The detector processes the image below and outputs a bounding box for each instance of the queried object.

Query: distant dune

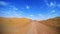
[38,17,60,34]
[0,17,32,34]
[0,17,60,34]
[38,17,60,27]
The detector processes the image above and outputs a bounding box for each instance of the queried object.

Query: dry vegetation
[0,17,60,34]
[38,17,60,34]
[0,17,32,34]
[38,17,60,27]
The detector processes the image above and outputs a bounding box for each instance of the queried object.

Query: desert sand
[0,17,60,34]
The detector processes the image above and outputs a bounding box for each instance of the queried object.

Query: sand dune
[0,17,60,34]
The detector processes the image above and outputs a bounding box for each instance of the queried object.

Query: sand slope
[0,17,60,34]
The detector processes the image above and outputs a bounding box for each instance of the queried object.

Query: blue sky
[0,0,60,20]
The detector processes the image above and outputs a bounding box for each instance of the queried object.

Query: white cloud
[13,7,18,10]
[38,14,50,20]
[38,14,45,18]
[9,6,19,11]
[0,5,24,17]
[44,0,49,6]
[0,1,8,6]
[50,2,55,7]
[46,2,55,7]
[0,1,25,18]
[44,0,54,7]
[26,5,30,9]
[21,5,30,9]
[47,10,56,16]
[38,14,42,16]
[30,15,34,16]
[47,10,59,19]
[51,10,56,13]
[44,0,60,7]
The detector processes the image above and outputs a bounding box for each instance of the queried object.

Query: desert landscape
[0,0,60,34]
[0,17,60,34]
